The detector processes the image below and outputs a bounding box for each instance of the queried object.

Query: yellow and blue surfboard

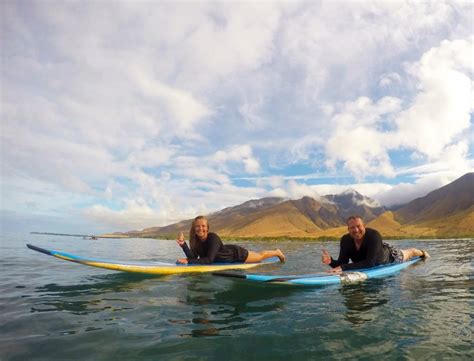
[27,244,279,275]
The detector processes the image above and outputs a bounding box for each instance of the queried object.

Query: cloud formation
[1,1,472,232]
[324,37,473,180]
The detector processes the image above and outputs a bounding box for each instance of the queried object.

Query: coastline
[95,234,474,241]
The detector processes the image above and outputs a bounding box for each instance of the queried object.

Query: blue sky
[1,1,473,234]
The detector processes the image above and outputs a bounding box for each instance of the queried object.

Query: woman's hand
[321,249,332,265]
[176,258,188,264]
[176,232,185,247]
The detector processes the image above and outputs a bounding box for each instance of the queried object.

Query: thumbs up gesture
[321,249,331,264]
[176,232,185,247]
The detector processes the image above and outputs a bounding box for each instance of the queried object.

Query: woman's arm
[176,232,195,258]
[187,233,222,264]
[181,242,194,258]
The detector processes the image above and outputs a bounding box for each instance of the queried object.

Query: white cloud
[259,180,391,206]
[131,68,212,133]
[395,38,472,159]
[379,72,402,87]
[238,97,267,131]
[1,125,122,194]
[83,178,265,231]
[84,201,162,232]
[284,180,323,201]
[278,1,459,101]
[374,173,454,207]
[324,38,472,180]
[324,96,402,179]
[170,2,283,90]
[126,146,177,169]
[212,144,261,174]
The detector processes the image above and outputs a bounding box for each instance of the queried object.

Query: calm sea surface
[1,234,472,360]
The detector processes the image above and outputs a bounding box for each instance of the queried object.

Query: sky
[1,0,473,234]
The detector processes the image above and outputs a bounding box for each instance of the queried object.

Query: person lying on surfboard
[176,215,286,264]
[322,215,429,274]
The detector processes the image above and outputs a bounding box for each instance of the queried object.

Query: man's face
[347,218,366,241]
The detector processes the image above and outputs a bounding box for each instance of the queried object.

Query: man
[322,215,429,273]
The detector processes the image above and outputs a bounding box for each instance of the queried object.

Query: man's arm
[329,237,351,268]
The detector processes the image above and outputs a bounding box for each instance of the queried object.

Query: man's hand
[327,266,342,274]
[321,249,332,265]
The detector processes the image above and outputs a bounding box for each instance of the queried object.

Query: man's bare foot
[421,249,430,258]
[276,249,286,262]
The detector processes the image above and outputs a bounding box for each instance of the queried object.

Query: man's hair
[346,215,364,225]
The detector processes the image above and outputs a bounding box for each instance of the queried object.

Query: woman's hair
[189,215,208,255]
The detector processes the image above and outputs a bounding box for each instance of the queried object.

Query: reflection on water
[169,276,300,338]
[340,280,387,326]
[28,273,164,314]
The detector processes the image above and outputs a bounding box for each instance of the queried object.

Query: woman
[176,215,286,264]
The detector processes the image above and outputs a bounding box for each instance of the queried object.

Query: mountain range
[111,172,474,239]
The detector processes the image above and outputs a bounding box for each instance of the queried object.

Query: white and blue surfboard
[214,256,424,286]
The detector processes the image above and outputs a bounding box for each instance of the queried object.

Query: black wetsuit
[329,228,391,271]
[181,232,249,264]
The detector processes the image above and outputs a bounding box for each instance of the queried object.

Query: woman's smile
[194,218,209,240]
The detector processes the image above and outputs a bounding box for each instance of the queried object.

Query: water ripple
[1,236,472,360]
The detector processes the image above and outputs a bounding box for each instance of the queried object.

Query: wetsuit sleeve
[187,233,222,264]
[340,230,383,271]
[181,242,194,258]
[329,236,351,268]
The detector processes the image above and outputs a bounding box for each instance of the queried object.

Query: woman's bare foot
[276,249,286,262]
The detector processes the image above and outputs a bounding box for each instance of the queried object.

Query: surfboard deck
[26,244,280,275]
[214,256,424,286]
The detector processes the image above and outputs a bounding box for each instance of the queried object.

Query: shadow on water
[29,272,170,314]
[34,272,164,296]
[169,274,322,338]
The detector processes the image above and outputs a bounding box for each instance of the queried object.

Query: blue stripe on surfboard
[354,256,421,277]
[242,256,423,285]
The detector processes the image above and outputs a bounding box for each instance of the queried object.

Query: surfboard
[26,244,280,275]
[214,256,423,286]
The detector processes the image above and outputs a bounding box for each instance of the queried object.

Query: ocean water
[0,234,472,360]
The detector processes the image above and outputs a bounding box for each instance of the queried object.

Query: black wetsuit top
[181,232,248,264]
[329,228,391,271]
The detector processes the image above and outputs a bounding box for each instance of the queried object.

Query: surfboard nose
[26,244,53,256]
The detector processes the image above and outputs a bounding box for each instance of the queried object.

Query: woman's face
[194,218,209,241]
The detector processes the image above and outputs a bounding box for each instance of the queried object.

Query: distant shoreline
[88,235,474,241]
[30,232,129,239]
[31,231,474,241]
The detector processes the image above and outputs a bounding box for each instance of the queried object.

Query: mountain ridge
[108,172,474,239]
